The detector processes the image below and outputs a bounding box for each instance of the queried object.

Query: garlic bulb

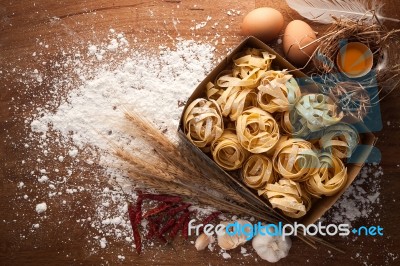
[217,220,252,250]
[252,229,292,263]
[195,233,214,251]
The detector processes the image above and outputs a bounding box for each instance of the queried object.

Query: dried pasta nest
[319,122,359,159]
[275,110,310,138]
[211,130,249,171]
[206,48,276,120]
[305,153,348,197]
[232,48,276,84]
[257,72,301,113]
[183,98,224,151]
[259,179,309,218]
[272,138,319,182]
[295,94,343,132]
[236,107,280,153]
[207,82,258,121]
[242,154,276,189]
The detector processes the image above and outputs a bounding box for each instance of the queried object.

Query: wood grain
[0,0,399,265]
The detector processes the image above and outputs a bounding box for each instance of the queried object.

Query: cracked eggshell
[283,20,318,66]
[241,7,284,42]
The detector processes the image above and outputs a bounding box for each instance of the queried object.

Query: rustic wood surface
[0,0,399,265]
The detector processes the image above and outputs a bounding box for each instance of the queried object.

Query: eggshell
[241,7,284,42]
[283,20,318,66]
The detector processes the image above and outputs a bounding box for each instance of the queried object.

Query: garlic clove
[236,219,253,244]
[217,220,252,250]
[217,231,238,250]
[195,233,213,251]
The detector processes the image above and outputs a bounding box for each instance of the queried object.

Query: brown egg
[283,20,318,66]
[241,7,284,42]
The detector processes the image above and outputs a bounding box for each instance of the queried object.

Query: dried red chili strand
[135,192,143,225]
[147,217,167,243]
[142,203,171,219]
[159,218,176,236]
[166,203,191,217]
[128,202,142,254]
[169,210,190,239]
[182,210,196,239]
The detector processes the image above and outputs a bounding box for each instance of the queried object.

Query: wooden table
[1,0,399,265]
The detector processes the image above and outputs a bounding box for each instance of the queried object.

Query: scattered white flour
[21,31,217,257]
[38,175,49,183]
[222,252,231,259]
[35,202,47,214]
[100,237,107,249]
[322,164,383,228]
[30,39,214,152]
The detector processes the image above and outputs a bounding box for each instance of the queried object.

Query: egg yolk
[338,45,372,76]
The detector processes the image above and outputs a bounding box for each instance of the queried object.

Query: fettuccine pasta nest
[207,82,258,121]
[257,72,301,113]
[211,130,249,171]
[272,138,319,182]
[319,123,359,159]
[305,153,348,197]
[236,107,280,153]
[295,94,343,132]
[275,110,310,137]
[206,48,276,120]
[242,154,276,189]
[259,179,308,218]
[183,98,223,150]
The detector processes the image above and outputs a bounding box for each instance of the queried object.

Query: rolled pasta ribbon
[211,130,249,171]
[257,73,301,113]
[207,82,258,121]
[206,49,276,120]
[233,48,276,81]
[216,49,275,90]
[259,179,307,218]
[272,138,319,182]
[319,122,359,159]
[236,107,280,153]
[300,187,313,213]
[295,94,343,132]
[183,98,223,151]
[242,154,276,189]
[305,152,348,197]
[275,110,310,137]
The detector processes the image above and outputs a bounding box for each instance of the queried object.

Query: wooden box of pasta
[178,36,376,225]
